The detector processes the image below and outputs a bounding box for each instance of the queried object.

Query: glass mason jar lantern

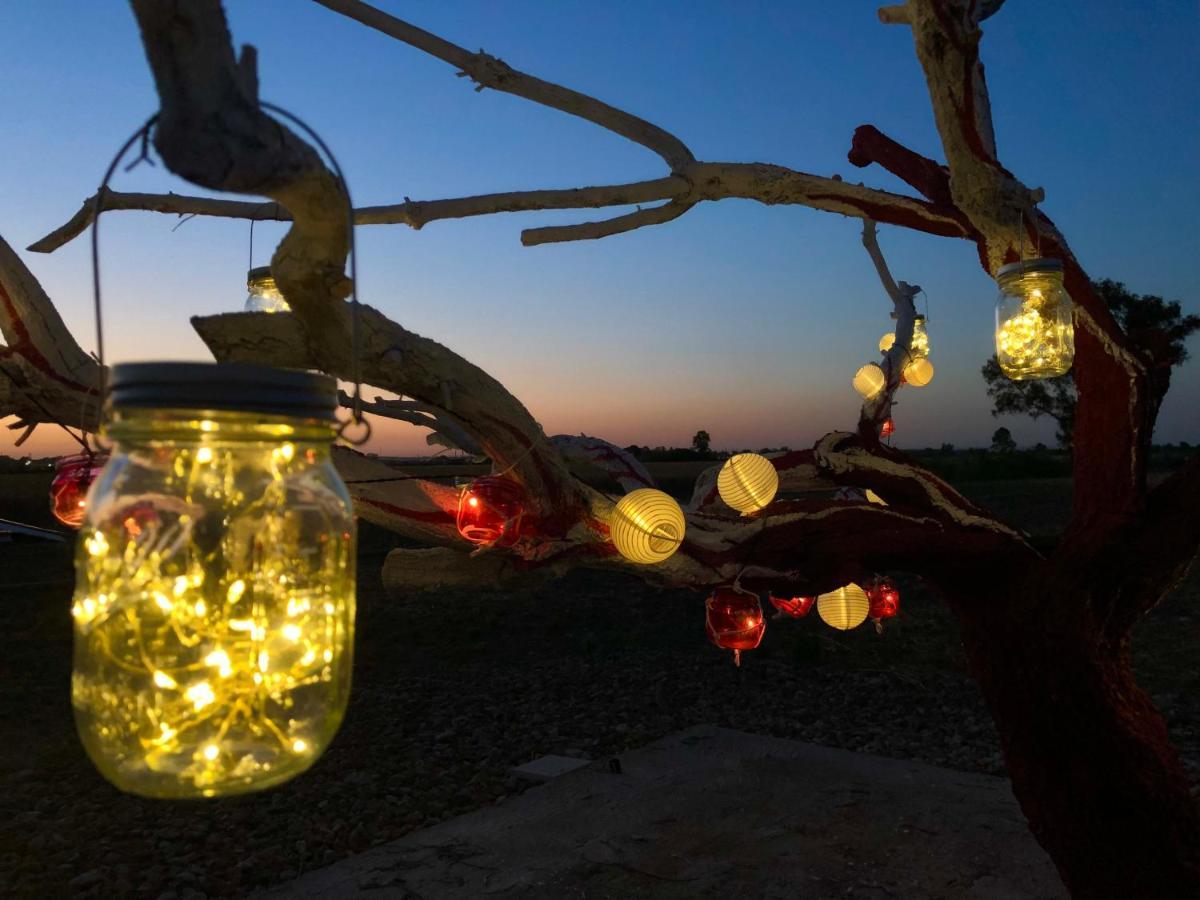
[71,362,356,798]
[994,258,1074,380]
[879,315,929,358]
[244,266,291,313]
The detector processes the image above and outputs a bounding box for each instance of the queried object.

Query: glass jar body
[71,409,355,798]
[244,274,290,313]
[995,269,1074,379]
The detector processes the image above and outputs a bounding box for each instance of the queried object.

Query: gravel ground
[2,484,1197,898]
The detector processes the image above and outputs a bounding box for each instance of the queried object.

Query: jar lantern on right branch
[994,258,1075,380]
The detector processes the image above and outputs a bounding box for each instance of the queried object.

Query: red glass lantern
[50,452,107,529]
[880,418,895,438]
[705,586,765,666]
[456,475,525,547]
[769,595,815,619]
[868,576,900,622]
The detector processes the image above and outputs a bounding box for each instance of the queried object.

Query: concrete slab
[263,725,1065,899]
[509,754,593,783]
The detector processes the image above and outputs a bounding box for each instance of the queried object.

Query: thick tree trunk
[959,591,1200,897]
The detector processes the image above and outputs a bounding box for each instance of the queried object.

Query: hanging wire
[258,100,367,444]
[88,105,370,443]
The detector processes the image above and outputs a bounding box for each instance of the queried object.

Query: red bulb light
[868,576,900,621]
[456,475,525,547]
[880,418,895,437]
[769,595,815,618]
[706,586,765,666]
[49,452,107,529]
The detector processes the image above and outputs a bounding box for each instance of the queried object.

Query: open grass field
[1,465,1196,896]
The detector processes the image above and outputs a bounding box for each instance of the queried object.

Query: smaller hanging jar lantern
[50,452,108,529]
[817,583,870,631]
[609,488,686,564]
[902,356,935,387]
[879,315,929,358]
[880,418,895,438]
[456,475,525,547]
[769,595,815,619]
[868,576,900,623]
[243,267,291,313]
[995,258,1074,380]
[853,363,886,399]
[717,452,779,514]
[706,585,765,666]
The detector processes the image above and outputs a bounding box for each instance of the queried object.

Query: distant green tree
[691,430,711,453]
[983,279,1199,450]
[991,426,1017,453]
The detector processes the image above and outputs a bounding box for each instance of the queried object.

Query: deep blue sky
[2,1,1197,455]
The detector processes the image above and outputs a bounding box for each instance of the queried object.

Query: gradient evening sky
[2,1,1197,458]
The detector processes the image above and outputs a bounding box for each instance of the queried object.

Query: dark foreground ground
[1,472,1197,898]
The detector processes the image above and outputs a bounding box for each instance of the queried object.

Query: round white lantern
[717,453,779,514]
[609,489,686,564]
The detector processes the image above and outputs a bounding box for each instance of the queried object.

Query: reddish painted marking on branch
[806,194,970,239]
[0,283,97,395]
[847,125,954,206]
[355,494,455,526]
[575,442,652,487]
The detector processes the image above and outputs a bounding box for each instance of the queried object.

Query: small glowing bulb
[227,580,246,604]
[186,681,215,711]
[204,649,232,678]
[199,420,217,433]
[194,600,207,616]
[292,739,308,754]
[153,592,172,612]
[85,532,109,557]
[257,651,269,673]
[153,670,178,690]
[229,619,253,632]
[195,447,213,464]
[282,624,302,642]
[277,442,295,462]
[203,744,220,761]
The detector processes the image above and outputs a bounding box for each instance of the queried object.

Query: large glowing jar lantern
[244,266,291,313]
[717,452,779,514]
[995,258,1075,380]
[71,362,356,798]
[50,452,108,529]
[706,585,765,666]
[817,583,871,631]
[609,488,685,564]
[457,475,525,547]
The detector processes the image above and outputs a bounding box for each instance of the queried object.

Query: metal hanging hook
[89,104,370,445]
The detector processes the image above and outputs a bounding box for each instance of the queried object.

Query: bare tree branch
[310,0,695,171]
[28,178,691,253]
[522,199,695,246]
[0,233,101,431]
[857,220,921,439]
